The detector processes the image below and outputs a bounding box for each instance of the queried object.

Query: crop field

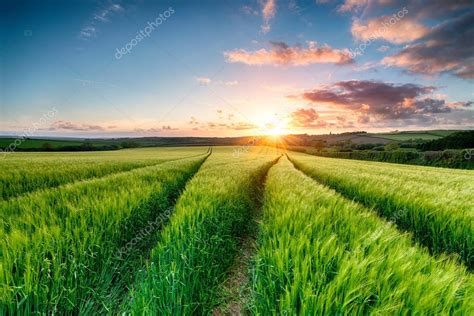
[0,147,208,200]
[1,146,473,315]
[369,130,458,141]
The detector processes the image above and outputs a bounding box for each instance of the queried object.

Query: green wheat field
[1,146,473,315]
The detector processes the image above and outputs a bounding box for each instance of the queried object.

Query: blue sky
[1,0,473,137]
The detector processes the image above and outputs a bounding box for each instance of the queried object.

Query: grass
[0,152,208,314]
[288,152,474,269]
[370,130,458,141]
[125,147,280,314]
[0,147,208,200]
[251,157,473,314]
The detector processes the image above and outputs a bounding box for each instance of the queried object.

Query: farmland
[368,130,458,141]
[1,146,473,314]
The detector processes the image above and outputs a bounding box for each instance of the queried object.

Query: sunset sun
[256,114,289,136]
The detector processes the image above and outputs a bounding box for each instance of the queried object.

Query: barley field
[1,146,472,315]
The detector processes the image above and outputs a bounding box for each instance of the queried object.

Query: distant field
[2,146,473,314]
[0,138,87,148]
[370,130,458,141]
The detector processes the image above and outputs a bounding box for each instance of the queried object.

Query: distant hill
[368,130,460,141]
[0,130,470,152]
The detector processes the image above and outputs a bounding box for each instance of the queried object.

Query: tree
[384,142,400,151]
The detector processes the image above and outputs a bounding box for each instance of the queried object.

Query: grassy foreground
[289,152,474,269]
[251,157,473,314]
[125,147,280,314]
[0,153,208,314]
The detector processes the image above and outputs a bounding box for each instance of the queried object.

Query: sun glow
[256,114,289,136]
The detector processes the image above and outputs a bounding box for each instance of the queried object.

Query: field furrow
[0,147,209,201]
[288,152,474,269]
[0,153,209,314]
[124,147,280,314]
[251,157,473,314]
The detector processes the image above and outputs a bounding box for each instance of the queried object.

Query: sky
[1,0,473,137]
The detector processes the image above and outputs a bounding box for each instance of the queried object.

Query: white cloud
[196,77,211,85]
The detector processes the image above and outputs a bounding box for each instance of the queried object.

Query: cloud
[224,41,353,66]
[357,115,371,124]
[189,116,199,125]
[410,0,472,19]
[338,0,379,13]
[93,3,123,22]
[162,125,178,130]
[382,12,474,79]
[196,77,211,85]
[79,26,97,39]
[79,2,123,40]
[339,0,471,18]
[222,80,239,86]
[49,120,105,131]
[377,45,390,52]
[242,5,258,16]
[261,0,276,34]
[351,16,429,44]
[195,78,238,86]
[215,80,239,86]
[288,80,467,123]
[134,127,160,133]
[203,120,258,130]
[229,122,258,130]
[352,61,379,72]
[290,108,327,128]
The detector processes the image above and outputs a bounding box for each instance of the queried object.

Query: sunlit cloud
[224,41,353,66]
[288,80,472,124]
[290,108,327,128]
[383,12,474,79]
[351,16,429,44]
[338,0,471,17]
[261,0,276,34]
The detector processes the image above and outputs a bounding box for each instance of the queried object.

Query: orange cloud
[290,108,327,128]
[224,41,353,66]
[351,16,429,44]
[261,0,276,34]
